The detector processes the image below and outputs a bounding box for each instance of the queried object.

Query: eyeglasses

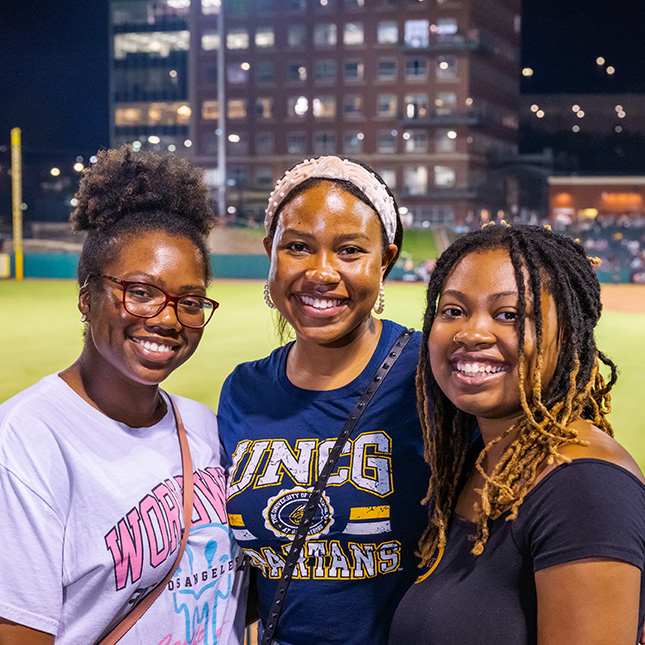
[96,274,219,328]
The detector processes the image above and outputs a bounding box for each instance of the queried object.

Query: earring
[373,283,385,315]
[264,281,276,309]
[80,314,88,323]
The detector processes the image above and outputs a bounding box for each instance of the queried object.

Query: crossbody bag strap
[96,397,194,645]
[260,328,414,645]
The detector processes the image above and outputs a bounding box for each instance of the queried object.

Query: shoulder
[546,420,644,484]
[167,392,217,429]
[222,344,289,389]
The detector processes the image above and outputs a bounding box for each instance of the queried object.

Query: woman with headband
[217,156,435,644]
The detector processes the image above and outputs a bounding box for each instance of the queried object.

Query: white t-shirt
[0,373,247,644]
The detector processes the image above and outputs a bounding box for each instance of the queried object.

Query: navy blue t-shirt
[389,459,645,644]
[218,320,430,645]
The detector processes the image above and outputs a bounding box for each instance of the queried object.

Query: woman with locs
[390,223,645,644]
[0,146,247,644]
[217,156,434,644]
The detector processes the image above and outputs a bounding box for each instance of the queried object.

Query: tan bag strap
[96,397,194,645]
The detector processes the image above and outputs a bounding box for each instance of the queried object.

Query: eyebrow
[282,228,373,243]
[441,288,518,301]
[123,273,206,293]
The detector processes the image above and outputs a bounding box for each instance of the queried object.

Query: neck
[287,317,382,390]
[59,356,166,428]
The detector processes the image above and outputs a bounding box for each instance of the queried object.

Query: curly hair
[72,145,215,284]
[416,223,617,564]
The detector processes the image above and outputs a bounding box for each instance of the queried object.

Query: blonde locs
[417,224,617,566]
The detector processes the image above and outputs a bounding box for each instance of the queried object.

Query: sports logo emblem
[263,487,334,539]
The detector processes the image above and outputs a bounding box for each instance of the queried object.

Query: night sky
[0,0,643,156]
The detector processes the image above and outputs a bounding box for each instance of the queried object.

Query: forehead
[443,248,516,293]
[276,181,381,236]
[105,230,204,281]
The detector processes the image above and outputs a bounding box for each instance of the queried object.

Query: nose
[304,252,340,284]
[146,301,183,331]
[452,316,496,348]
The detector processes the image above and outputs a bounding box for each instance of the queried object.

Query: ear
[78,285,91,320]
[263,236,273,259]
[381,243,398,279]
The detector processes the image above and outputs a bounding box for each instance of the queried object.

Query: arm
[536,558,641,645]
[0,619,54,645]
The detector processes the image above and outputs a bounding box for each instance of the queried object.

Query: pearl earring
[264,281,276,309]
[373,283,385,315]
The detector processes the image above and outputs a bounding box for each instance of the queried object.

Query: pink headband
[264,156,397,243]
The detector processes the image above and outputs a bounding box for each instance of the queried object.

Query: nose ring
[453,333,460,344]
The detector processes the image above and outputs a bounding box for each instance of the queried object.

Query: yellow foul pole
[11,127,24,281]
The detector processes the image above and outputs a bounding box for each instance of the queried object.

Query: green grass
[2,279,644,468]
[399,229,439,263]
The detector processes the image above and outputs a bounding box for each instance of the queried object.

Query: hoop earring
[264,281,276,309]
[373,282,385,315]
[453,333,460,344]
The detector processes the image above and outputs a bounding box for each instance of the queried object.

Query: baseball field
[1,279,644,467]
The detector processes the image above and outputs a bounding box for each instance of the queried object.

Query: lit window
[314,131,336,154]
[201,0,221,14]
[344,131,363,154]
[313,96,336,118]
[404,93,429,119]
[288,62,308,82]
[377,129,397,153]
[255,97,273,119]
[227,63,249,84]
[256,27,275,47]
[378,58,397,80]
[377,21,398,44]
[202,31,220,51]
[256,168,274,188]
[437,55,457,80]
[435,128,456,152]
[435,92,456,114]
[434,165,455,187]
[404,20,429,47]
[255,132,275,154]
[227,29,249,49]
[406,57,428,79]
[377,94,397,117]
[227,99,248,119]
[344,60,364,81]
[314,59,337,82]
[288,25,307,46]
[405,130,428,152]
[115,101,192,126]
[344,95,363,117]
[344,23,364,45]
[202,100,219,120]
[288,96,309,117]
[287,131,307,153]
[314,23,337,46]
[379,169,396,189]
[404,166,428,195]
[114,31,190,59]
[436,18,457,35]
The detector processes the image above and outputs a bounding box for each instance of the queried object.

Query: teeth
[134,338,173,353]
[301,295,343,310]
[456,362,503,374]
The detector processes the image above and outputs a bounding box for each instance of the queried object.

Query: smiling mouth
[298,294,347,311]
[131,337,177,356]
[455,362,506,375]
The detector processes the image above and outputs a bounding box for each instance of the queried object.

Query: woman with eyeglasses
[0,146,247,644]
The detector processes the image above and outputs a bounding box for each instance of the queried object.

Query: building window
[435,129,457,152]
[434,165,456,187]
[288,96,309,117]
[256,61,275,83]
[256,168,274,188]
[404,130,428,152]
[114,31,190,59]
[344,95,363,117]
[404,20,429,47]
[344,60,364,81]
[314,59,337,82]
[377,94,397,117]
[227,63,249,84]
[344,23,364,45]
[437,55,458,80]
[201,65,218,85]
[436,18,458,35]
[288,25,306,47]
[201,100,219,121]
[377,21,398,44]
[435,92,457,114]
[377,58,397,80]
[227,168,247,189]
[313,96,336,118]
[344,0,365,7]
[344,131,364,154]
[255,27,275,47]
[115,101,192,126]
[404,93,429,119]
[288,62,308,82]
[314,23,337,46]
[287,131,307,153]
[376,130,397,153]
[255,131,275,154]
[227,99,247,119]
[255,97,273,119]
[379,168,396,189]
[314,131,336,154]
[404,166,428,195]
[405,57,428,79]
[227,133,249,155]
